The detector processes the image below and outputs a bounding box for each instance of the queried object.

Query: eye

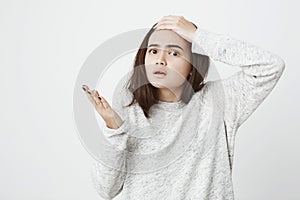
[169,50,180,57]
[148,48,157,54]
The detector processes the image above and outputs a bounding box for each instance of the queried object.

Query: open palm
[82,85,124,129]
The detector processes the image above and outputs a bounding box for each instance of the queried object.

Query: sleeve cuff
[102,119,129,138]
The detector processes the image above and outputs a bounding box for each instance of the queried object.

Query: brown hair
[123,22,210,118]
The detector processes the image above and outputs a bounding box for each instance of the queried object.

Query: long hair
[124,22,210,118]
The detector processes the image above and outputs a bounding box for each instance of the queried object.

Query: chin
[147,75,185,89]
[150,82,168,89]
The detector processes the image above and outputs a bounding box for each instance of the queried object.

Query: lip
[153,68,167,75]
[153,73,167,78]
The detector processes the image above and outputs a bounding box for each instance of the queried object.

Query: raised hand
[153,15,197,43]
[82,85,124,129]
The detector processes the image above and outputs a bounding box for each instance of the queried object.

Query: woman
[82,15,285,199]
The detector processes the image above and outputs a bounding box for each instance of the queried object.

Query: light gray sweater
[90,28,285,200]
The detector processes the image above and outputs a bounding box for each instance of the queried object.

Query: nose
[155,50,167,66]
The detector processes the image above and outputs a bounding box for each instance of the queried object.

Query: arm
[191,28,285,161]
[91,86,131,199]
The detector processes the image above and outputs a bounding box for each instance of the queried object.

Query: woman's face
[144,29,192,90]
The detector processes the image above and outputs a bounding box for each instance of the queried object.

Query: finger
[158,17,176,23]
[98,96,110,109]
[158,16,183,25]
[82,85,102,108]
[94,90,102,100]
[92,90,102,105]
[155,23,176,31]
[158,16,189,28]
[159,15,180,22]
[84,87,98,106]
[86,91,97,107]
[156,20,175,28]
[155,18,176,26]
[82,85,90,92]
[155,20,183,30]
[82,85,93,95]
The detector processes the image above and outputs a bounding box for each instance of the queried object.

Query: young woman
[82,15,285,199]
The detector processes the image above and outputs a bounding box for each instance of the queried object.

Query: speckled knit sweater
[90,28,285,200]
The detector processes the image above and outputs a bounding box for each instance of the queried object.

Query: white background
[1,0,299,199]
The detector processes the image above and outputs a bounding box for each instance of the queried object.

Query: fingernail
[98,96,102,100]
[82,85,87,91]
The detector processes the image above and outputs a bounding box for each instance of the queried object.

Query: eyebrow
[147,44,184,51]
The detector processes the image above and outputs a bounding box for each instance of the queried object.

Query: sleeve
[91,85,131,200]
[191,28,286,162]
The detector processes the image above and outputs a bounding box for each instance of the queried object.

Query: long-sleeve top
[90,27,286,200]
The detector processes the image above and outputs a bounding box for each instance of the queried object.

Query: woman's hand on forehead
[153,15,197,43]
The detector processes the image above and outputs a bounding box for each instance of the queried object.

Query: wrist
[105,122,119,130]
[105,119,125,130]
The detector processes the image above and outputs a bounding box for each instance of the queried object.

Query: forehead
[148,30,190,50]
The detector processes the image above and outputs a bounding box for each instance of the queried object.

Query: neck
[157,86,184,102]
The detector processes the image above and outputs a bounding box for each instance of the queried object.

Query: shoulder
[192,81,227,110]
[192,81,223,100]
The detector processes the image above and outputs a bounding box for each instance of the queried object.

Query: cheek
[171,61,191,77]
[144,63,154,77]
[144,54,152,65]
[144,55,148,64]
[144,56,150,72]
